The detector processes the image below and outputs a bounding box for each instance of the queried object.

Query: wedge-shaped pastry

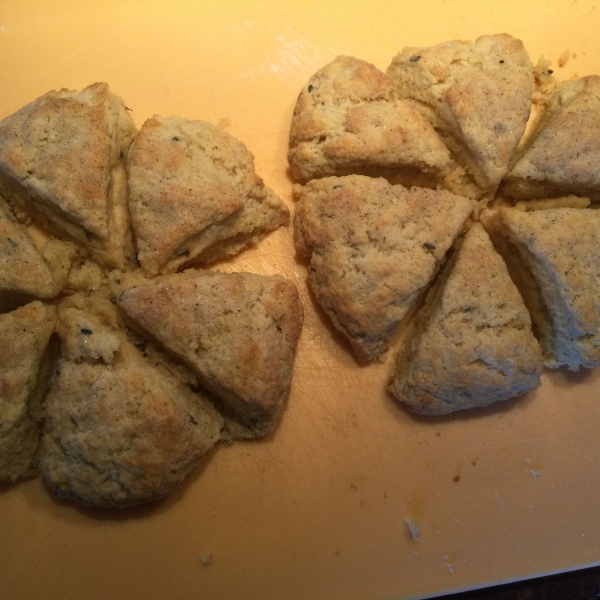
[387,34,533,197]
[127,115,289,275]
[0,83,136,269]
[503,76,600,201]
[40,294,224,508]
[486,207,600,370]
[287,56,479,195]
[294,175,473,362]
[115,270,303,437]
[0,301,56,481]
[391,224,542,415]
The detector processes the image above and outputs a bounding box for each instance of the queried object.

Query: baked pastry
[114,270,303,437]
[503,76,600,201]
[387,34,533,198]
[287,56,475,193]
[40,294,224,508]
[484,206,600,370]
[294,175,473,362]
[0,83,137,269]
[0,301,56,481]
[127,115,289,275]
[390,224,542,415]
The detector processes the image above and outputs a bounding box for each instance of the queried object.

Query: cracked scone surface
[40,295,224,508]
[387,33,533,196]
[127,115,289,275]
[503,76,600,201]
[391,224,542,415]
[294,175,473,362]
[0,82,136,269]
[0,301,56,481]
[495,207,600,370]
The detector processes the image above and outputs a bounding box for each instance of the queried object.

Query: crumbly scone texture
[128,115,289,275]
[0,82,137,269]
[390,224,542,415]
[503,76,600,200]
[497,207,600,369]
[288,55,458,186]
[115,270,303,437]
[387,33,533,196]
[294,175,474,362]
[40,294,224,508]
[0,301,56,481]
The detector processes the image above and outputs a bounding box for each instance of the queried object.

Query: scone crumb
[557,50,570,68]
[216,118,231,129]
[201,555,213,565]
[406,518,422,541]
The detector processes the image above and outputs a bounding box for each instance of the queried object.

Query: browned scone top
[115,270,303,437]
[503,76,600,201]
[0,301,56,482]
[40,294,224,508]
[390,224,542,416]
[127,115,289,275]
[294,175,474,362]
[0,83,136,269]
[387,34,533,197]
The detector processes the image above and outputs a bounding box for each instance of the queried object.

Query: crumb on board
[201,555,212,565]
[414,551,419,557]
[406,518,422,541]
[530,469,541,478]
[217,118,231,129]
[447,563,454,573]
[558,50,570,68]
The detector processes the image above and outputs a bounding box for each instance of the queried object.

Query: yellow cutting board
[1,1,600,598]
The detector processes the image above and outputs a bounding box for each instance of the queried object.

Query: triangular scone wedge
[294,175,474,362]
[0,301,56,481]
[0,83,136,269]
[387,34,533,198]
[287,56,478,194]
[114,270,303,437]
[127,115,289,275]
[40,294,224,508]
[485,206,600,370]
[391,224,542,415]
[503,76,600,201]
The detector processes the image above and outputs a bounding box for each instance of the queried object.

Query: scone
[387,34,533,198]
[114,270,303,437]
[0,83,137,269]
[0,301,56,481]
[503,76,600,201]
[127,115,289,275]
[0,200,75,312]
[484,206,600,370]
[288,56,475,193]
[390,224,542,415]
[294,175,474,362]
[40,294,224,508]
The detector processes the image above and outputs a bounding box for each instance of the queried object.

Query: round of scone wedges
[0,84,303,508]
[290,33,600,415]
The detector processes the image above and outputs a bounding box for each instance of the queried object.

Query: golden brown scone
[390,224,542,415]
[0,301,56,481]
[40,294,224,508]
[0,83,137,269]
[115,270,303,437]
[127,115,289,275]
[503,76,600,201]
[288,56,476,193]
[488,207,600,370]
[387,34,533,198]
[294,175,474,362]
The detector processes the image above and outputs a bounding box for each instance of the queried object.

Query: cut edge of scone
[0,83,137,270]
[390,224,542,415]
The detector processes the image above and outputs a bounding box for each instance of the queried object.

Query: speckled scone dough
[489,207,600,370]
[0,83,137,269]
[115,270,303,437]
[503,76,600,201]
[387,34,533,197]
[40,294,224,508]
[127,115,289,275]
[294,175,474,362]
[391,224,542,415]
[0,301,56,481]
